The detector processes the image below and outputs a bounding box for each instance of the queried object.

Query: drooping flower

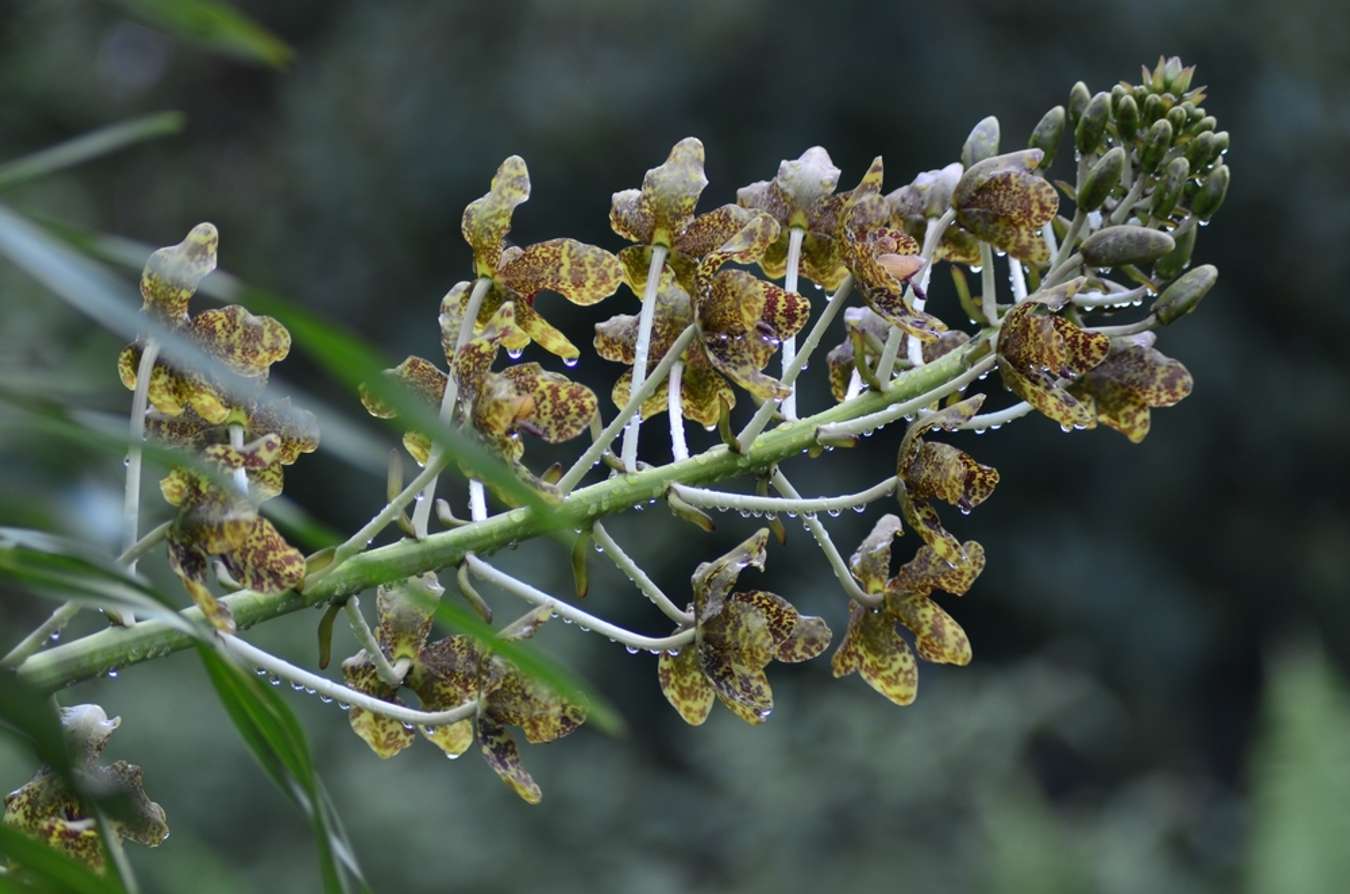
[836,158,949,342]
[952,149,1059,265]
[117,224,292,424]
[340,579,583,804]
[1067,335,1193,442]
[361,303,597,466]
[439,156,625,363]
[2,705,167,873]
[657,529,831,725]
[594,267,810,427]
[896,396,999,572]
[831,515,985,705]
[736,146,850,289]
[609,137,781,297]
[159,432,306,632]
[996,285,1113,430]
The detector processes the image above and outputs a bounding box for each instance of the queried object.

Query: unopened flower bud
[1077,146,1125,212]
[961,116,1000,167]
[1068,81,1091,127]
[1151,156,1190,220]
[1028,106,1066,168]
[1192,164,1229,221]
[1080,225,1175,268]
[1153,217,1196,280]
[1076,92,1112,155]
[1139,119,1173,173]
[1154,263,1217,325]
[1115,94,1140,142]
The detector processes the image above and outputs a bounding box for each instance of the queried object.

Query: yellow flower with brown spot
[361,303,597,466]
[1068,335,1193,442]
[159,432,306,632]
[2,705,167,873]
[594,266,810,428]
[824,307,971,402]
[952,149,1059,265]
[896,396,999,572]
[737,146,851,289]
[996,288,1114,431]
[657,529,831,725]
[832,515,985,705]
[442,156,624,363]
[836,158,949,342]
[340,581,582,804]
[117,224,292,424]
[609,137,781,298]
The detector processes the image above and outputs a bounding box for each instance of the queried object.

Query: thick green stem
[15,340,979,692]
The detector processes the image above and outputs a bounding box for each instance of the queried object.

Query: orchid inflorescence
[7,57,1228,863]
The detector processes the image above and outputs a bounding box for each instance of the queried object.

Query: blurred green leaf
[106,0,293,68]
[1247,642,1350,894]
[0,528,199,636]
[195,644,367,893]
[0,112,184,192]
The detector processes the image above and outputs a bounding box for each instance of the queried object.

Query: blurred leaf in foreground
[106,0,293,68]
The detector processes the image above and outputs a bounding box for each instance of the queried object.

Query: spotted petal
[904,441,1000,513]
[139,222,218,322]
[190,305,291,377]
[892,541,987,598]
[166,534,236,633]
[1069,343,1193,443]
[218,517,304,594]
[658,646,715,725]
[462,155,530,277]
[692,527,770,620]
[496,363,597,444]
[359,355,446,419]
[831,602,918,706]
[701,333,787,402]
[489,668,586,745]
[628,137,708,247]
[953,150,1058,264]
[849,514,904,595]
[478,713,542,804]
[342,653,415,759]
[496,238,624,306]
[886,590,972,666]
[699,600,776,725]
[375,574,440,662]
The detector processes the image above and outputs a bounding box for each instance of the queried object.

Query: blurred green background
[3,0,1349,891]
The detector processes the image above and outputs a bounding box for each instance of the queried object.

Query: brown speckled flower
[657,529,831,725]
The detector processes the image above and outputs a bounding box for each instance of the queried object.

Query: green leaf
[106,0,293,68]
[195,645,367,893]
[0,112,184,192]
[0,528,199,636]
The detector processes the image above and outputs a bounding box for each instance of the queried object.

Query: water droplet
[563,356,579,368]
[852,504,865,513]
[507,348,523,360]
[338,701,351,711]
[562,616,573,624]
[969,265,983,274]
[268,675,282,686]
[319,695,333,704]
[402,721,415,731]
[827,508,841,518]
[578,625,589,633]
[666,648,681,657]
[48,631,61,642]
[290,681,304,692]
[625,645,639,655]
[634,503,644,512]
[106,668,119,679]
[255,667,268,676]
[304,687,316,696]
[445,750,461,760]
[974,428,987,435]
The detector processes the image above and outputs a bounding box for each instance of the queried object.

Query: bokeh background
[3,0,1349,891]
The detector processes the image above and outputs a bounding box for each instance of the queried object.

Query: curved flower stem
[960,401,1032,431]
[123,338,160,578]
[979,243,999,326]
[342,596,409,686]
[18,339,983,691]
[1108,176,1147,226]
[2,603,80,669]
[670,476,898,518]
[220,635,476,727]
[557,323,697,494]
[1041,221,1060,260]
[590,521,691,624]
[668,360,688,461]
[816,352,995,441]
[411,276,492,538]
[620,245,670,472]
[1073,284,1150,308]
[1043,252,1083,288]
[465,555,693,653]
[780,226,806,419]
[737,274,855,449]
[228,424,248,493]
[769,470,879,609]
[1087,315,1157,337]
[329,453,450,568]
